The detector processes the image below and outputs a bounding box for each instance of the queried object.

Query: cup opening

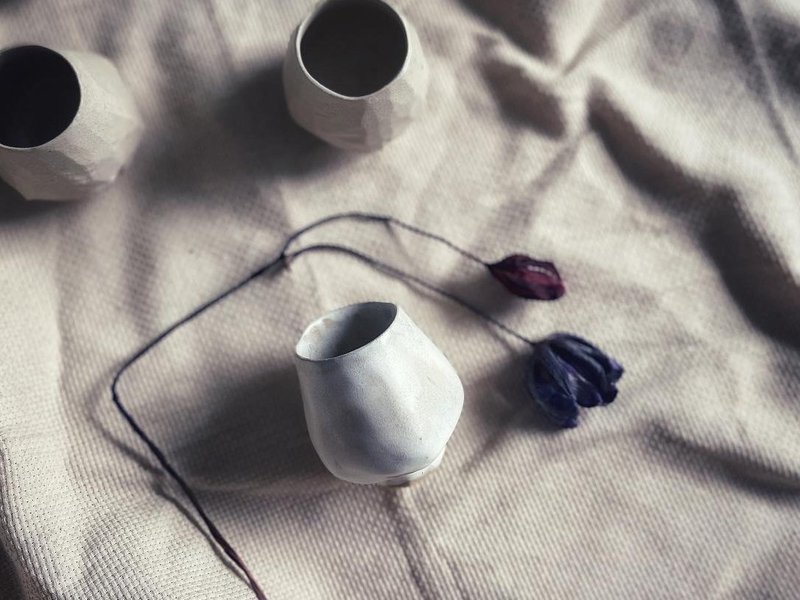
[297,302,398,361]
[0,45,81,149]
[299,0,409,98]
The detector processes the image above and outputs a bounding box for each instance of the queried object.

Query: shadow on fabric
[474,351,564,435]
[446,266,522,319]
[458,351,565,476]
[96,362,328,496]
[479,50,566,137]
[216,62,350,179]
[0,178,30,215]
[138,60,353,207]
[177,364,328,491]
[588,88,800,352]
[0,542,24,599]
[0,178,78,222]
[459,0,552,58]
[646,423,800,497]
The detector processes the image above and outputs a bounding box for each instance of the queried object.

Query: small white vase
[283,0,429,151]
[0,45,143,201]
[294,302,463,485]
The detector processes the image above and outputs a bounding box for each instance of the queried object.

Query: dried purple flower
[526,333,623,428]
[487,255,565,300]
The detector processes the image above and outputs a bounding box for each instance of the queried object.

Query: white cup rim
[295,301,400,363]
[0,44,82,152]
[293,0,412,101]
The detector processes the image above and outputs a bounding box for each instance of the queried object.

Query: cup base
[379,446,447,487]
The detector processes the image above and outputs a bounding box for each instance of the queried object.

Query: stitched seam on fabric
[384,488,463,600]
[0,440,53,600]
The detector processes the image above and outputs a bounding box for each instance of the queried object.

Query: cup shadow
[217,61,349,178]
[139,60,352,203]
[458,352,562,473]
[95,361,329,496]
[446,267,522,319]
[0,177,77,221]
[0,177,28,212]
[475,351,564,434]
[0,542,23,600]
[174,364,329,491]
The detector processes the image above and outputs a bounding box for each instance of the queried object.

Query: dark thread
[285,244,535,346]
[111,257,285,600]
[277,212,487,265]
[109,213,533,599]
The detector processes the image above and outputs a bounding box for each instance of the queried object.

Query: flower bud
[487,255,565,300]
[526,333,623,427]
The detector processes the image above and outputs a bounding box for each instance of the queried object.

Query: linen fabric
[1,0,799,598]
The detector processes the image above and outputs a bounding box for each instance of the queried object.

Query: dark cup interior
[296,302,398,361]
[0,46,81,149]
[300,0,408,97]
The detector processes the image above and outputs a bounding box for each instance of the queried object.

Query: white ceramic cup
[283,0,429,151]
[294,302,463,485]
[0,45,143,201]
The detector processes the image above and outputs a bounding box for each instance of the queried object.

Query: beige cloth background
[2,0,800,598]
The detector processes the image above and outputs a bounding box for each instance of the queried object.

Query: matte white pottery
[294,302,463,485]
[0,45,143,201]
[283,0,429,151]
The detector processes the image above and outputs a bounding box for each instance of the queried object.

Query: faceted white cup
[283,0,429,151]
[294,302,463,485]
[0,45,143,201]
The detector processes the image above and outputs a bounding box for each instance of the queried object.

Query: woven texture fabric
[2,0,800,598]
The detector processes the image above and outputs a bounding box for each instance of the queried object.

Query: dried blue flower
[525,333,624,428]
[487,254,565,300]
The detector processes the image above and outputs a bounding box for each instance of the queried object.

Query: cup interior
[299,0,408,98]
[297,302,398,361]
[0,46,81,149]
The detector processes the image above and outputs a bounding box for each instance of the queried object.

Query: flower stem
[110,257,283,600]
[278,211,486,266]
[285,243,534,346]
